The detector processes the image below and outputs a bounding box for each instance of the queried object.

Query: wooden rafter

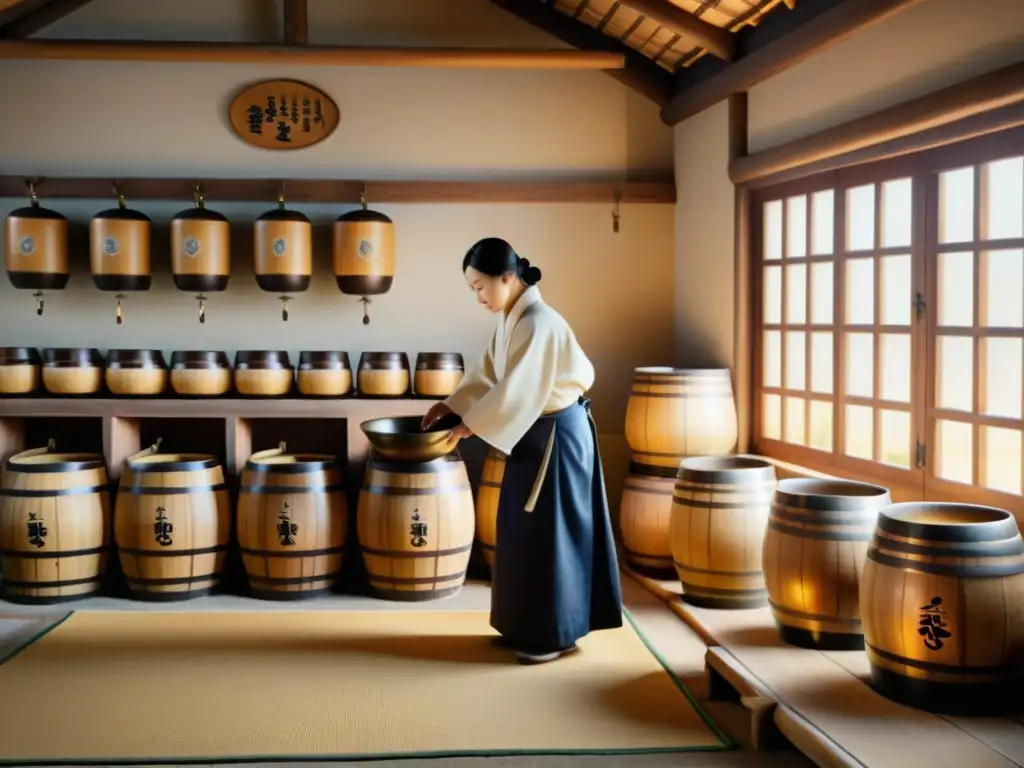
[283,0,307,46]
[489,0,674,105]
[0,0,92,39]
[0,39,626,69]
[0,0,33,15]
[661,0,928,126]
[618,0,735,60]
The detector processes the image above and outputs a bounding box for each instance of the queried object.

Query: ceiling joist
[0,0,92,39]
[490,0,674,105]
[619,0,736,61]
[662,0,928,125]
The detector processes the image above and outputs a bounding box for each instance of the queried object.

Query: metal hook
[193,181,205,209]
[279,295,291,322]
[197,294,207,324]
[115,293,125,325]
[612,189,621,234]
[277,182,286,208]
[360,296,371,325]
[360,184,368,210]
[113,181,125,209]
[33,290,44,316]
[26,179,39,206]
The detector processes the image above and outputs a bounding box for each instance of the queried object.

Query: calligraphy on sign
[227,79,340,151]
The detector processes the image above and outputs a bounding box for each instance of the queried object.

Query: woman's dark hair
[462,237,542,287]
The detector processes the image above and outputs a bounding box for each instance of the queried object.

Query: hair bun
[517,257,543,287]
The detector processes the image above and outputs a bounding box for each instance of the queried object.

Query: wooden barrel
[114,445,231,600]
[170,199,230,292]
[358,351,410,397]
[237,445,348,600]
[41,347,104,395]
[332,207,395,296]
[4,194,69,291]
[253,203,312,294]
[861,502,1024,714]
[169,350,232,397]
[89,198,151,292]
[0,347,40,395]
[475,447,505,569]
[0,443,110,603]
[357,452,475,601]
[671,456,777,609]
[415,352,465,398]
[763,478,891,650]
[296,350,352,397]
[618,462,677,576]
[624,367,738,467]
[234,350,293,397]
[105,349,167,397]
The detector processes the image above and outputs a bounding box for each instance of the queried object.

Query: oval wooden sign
[228,79,340,151]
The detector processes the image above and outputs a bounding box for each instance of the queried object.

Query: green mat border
[0,606,737,765]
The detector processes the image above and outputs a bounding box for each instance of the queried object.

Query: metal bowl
[360,413,463,462]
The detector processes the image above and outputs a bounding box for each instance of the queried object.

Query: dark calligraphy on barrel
[918,596,951,651]
[154,506,174,547]
[410,511,428,548]
[27,512,48,548]
[277,502,298,546]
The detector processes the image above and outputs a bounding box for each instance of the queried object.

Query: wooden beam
[619,0,735,60]
[0,38,625,68]
[730,59,1024,186]
[0,176,676,204]
[489,0,674,105]
[283,0,307,46]
[729,92,751,455]
[0,0,35,15]
[661,0,927,126]
[0,0,92,38]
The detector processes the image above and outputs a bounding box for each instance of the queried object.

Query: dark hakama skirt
[489,396,623,651]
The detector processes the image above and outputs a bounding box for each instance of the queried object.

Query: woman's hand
[421,402,454,430]
[450,423,474,441]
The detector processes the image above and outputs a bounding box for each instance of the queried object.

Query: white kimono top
[444,286,595,455]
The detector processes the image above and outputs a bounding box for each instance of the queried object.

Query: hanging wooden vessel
[170,183,230,324]
[4,182,69,316]
[253,190,311,322]
[332,193,395,325]
[90,185,151,325]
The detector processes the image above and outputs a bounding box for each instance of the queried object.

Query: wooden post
[730,91,752,454]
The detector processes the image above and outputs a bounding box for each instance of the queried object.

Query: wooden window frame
[749,125,1024,513]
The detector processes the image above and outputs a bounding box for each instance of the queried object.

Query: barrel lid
[235,350,292,370]
[41,347,104,367]
[298,350,351,370]
[6,204,66,221]
[245,453,338,473]
[336,208,393,224]
[6,452,105,473]
[170,350,230,370]
[415,352,464,370]
[0,347,41,366]
[92,207,151,222]
[256,207,310,224]
[171,206,229,223]
[106,349,167,370]
[359,351,409,369]
[127,452,221,472]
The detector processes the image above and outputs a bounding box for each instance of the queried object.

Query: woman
[422,237,623,665]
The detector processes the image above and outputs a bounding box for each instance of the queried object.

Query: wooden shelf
[0,176,675,204]
[0,397,431,481]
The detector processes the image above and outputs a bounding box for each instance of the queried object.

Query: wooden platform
[626,568,1024,768]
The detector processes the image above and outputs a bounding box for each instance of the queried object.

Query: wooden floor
[628,571,1024,768]
[0,577,813,768]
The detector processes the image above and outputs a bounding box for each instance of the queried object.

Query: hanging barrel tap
[332,187,395,325]
[90,183,152,324]
[171,182,230,324]
[4,181,69,316]
[253,186,311,322]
